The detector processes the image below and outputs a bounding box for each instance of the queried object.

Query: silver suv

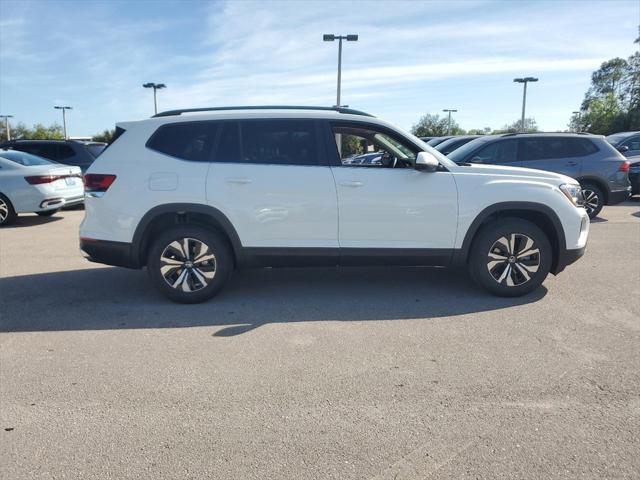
[448,133,631,218]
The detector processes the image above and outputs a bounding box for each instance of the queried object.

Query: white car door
[328,122,458,255]
[206,119,338,249]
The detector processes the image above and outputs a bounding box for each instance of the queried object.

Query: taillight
[619,161,630,173]
[25,174,81,185]
[84,174,116,195]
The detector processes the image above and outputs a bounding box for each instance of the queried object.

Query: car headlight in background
[559,183,584,206]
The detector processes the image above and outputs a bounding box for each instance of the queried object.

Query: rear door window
[522,138,595,161]
[146,121,218,161]
[237,120,318,166]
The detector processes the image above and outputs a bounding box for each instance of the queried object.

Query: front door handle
[339,180,364,188]
[566,161,578,167]
[227,178,252,185]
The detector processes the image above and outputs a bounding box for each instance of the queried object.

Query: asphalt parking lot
[1,201,639,479]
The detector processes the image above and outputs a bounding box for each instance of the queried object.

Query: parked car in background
[418,136,434,142]
[426,136,454,147]
[0,149,83,226]
[80,106,589,303]
[606,131,640,160]
[0,139,105,172]
[628,160,640,196]
[434,135,482,155]
[448,133,631,218]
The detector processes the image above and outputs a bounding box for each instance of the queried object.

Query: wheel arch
[577,176,609,204]
[132,203,242,267]
[457,202,566,274]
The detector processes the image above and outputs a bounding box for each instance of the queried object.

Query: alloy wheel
[582,188,600,216]
[0,198,7,223]
[159,237,217,292]
[487,233,540,287]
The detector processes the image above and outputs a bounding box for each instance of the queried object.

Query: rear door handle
[227,178,252,185]
[566,161,578,166]
[339,181,364,188]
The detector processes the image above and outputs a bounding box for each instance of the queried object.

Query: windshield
[86,143,106,157]
[0,149,54,166]
[411,137,458,169]
[447,137,493,163]
[605,133,631,147]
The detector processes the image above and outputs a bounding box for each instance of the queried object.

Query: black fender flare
[454,201,567,269]
[131,203,243,266]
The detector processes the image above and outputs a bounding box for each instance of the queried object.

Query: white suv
[80,107,589,303]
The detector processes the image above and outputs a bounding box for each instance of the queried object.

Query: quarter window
[147,122,217,161]
[622,136,640,152]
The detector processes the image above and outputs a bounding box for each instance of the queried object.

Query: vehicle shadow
[2,215,63,228]
[0,266,547,336]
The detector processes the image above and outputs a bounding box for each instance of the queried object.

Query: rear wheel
[147,225,233,303]
[580,182,604,219]
[37,209,60,217]
[0,194,17,226]
[468,218,552,297]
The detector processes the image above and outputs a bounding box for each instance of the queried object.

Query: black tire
[146,225,234,303]
[0,193,17,226]
[36,209,60,217]
[580,182,604,219]
[468,218,552,297]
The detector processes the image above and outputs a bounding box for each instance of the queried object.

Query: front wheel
[147,225,234,303]
[0,194,17,226]
[468,218,552,297]
[581,183,604,219]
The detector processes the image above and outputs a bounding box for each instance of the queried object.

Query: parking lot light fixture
[143,83,167,115]
[54,106,72,139]
[0,115,13,141]
[513,77,538,132]
[442,109,458,135]
[323,34,358,108]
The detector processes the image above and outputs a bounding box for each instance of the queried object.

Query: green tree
[571,32,640,134]
[0,122,63,141]
[92,129,115,143]
[340,134,364,157]
[493,118,539,134]
[411,113,464,137]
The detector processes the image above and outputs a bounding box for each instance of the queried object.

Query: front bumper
[552,245,586,275]
[80,238,138,269]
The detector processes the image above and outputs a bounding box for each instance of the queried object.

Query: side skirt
[238,247,455,268]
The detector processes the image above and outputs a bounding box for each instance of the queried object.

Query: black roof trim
[500,132,594,137]
[152,105,374,118]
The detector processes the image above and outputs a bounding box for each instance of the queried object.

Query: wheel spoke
[517,247,539,259]
[514,263,532,282]
[160,237,216,292]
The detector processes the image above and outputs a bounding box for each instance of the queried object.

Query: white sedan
[0,149,84,226]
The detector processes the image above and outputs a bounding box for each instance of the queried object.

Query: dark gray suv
[0,140,105,173]
[448,133,631,218]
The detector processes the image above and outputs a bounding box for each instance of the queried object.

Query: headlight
[559,183,584,206]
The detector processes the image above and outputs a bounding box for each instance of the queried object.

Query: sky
[0,0,638,136]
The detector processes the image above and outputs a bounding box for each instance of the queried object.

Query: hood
[454,163,577,186]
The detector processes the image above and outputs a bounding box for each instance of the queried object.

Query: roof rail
[500,131,594,137]
[152,105,374,118]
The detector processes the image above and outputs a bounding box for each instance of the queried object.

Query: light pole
[54,106,72,139]
[0,115,13,141]
[513,77,538,132]
[442,109,458,135]
[572,111,581,132]
[143,83,166,115]
[323,34,358,108]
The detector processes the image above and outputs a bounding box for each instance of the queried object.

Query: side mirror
[617,145,629,153]
[470,156,484,163]
[415,151,439,172]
